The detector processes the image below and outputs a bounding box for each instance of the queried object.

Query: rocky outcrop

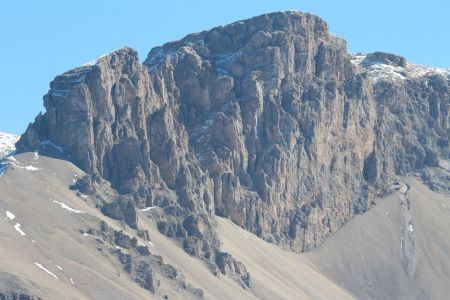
[17,9,450,261]
[85,221,204,298]
[0,272,42,300]
[215,252,251,289]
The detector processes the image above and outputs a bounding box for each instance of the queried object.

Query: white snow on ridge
[14,223,26,236]
[34,262,58,280]
[81,48,124,67]
[350,54,367,67]
[350,54,450,83]
[408,64,450,79]
[0,132,19,158]
[5,211,15,221]
[52,200,84,214]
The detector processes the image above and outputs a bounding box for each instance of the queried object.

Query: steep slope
[0,151,205,299]
[0,152,354,299]
[307,178,450,300]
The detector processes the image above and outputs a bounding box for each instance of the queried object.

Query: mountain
[0,133,18,158]
[2,10,450,299]
[0,132,19,177]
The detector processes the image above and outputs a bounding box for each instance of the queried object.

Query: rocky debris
[0,272,42,300]
[114,230,137,249]
[0,293,42,300]
[85,221,204,297]
[70,174,99,195]
[215,252,251,289]
[397,182,416,277]
[419,167,450,195]
[17,9,450,264]
[101,198,138,229]
[137,229,150,241]
[118,253,158,293]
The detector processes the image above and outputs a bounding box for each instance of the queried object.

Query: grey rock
[89,221,204,297]
[101,197,138,229]
[0,272,42,300]
[363,52,407,68]
[215,252,251,289]
[16,9,450,275]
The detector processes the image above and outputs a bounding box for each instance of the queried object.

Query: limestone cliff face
[142,12,377,252]
[18,10,450,257]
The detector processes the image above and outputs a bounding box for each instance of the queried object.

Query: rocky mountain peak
[351,52,450,83]
[145,10,333,64]
[362,51,407,68]
[16,9,450,272]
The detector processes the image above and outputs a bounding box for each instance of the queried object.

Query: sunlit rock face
[18,11,450,254]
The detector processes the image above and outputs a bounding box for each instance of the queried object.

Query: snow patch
[53,201,84,214]
[350,54,367,67]
[5,211,15,221]
[139,207,155,212]
[2,160,39,172]
[34,262,58,280]
[24,165,39,171]
[14,223,26,236]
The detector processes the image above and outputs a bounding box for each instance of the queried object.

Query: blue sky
[1,0,449,135]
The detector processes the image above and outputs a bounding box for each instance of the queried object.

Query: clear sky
[1,0,449,135]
